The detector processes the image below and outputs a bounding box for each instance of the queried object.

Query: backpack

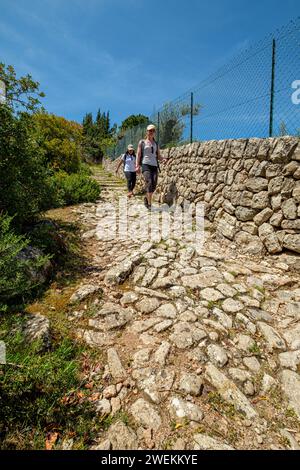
[123,152,135,169]
[140,139,160,172]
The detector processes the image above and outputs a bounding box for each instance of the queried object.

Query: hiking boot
[144,197,149,209]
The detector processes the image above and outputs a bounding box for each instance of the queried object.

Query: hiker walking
[116,144,137,197]
[136,124,166,210]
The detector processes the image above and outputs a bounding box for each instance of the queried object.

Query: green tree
[159,101,201,147]
[82,109,115,163]
[120,114,149,132]
[0,106,54,229]
[34,112,83,174]
[0,63,45,113]
[82,112,94,137]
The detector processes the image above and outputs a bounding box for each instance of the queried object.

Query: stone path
[67,167,300,450]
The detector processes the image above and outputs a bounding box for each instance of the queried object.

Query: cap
[147,124,156,131]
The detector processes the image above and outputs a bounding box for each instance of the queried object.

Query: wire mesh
[106,17,300,159]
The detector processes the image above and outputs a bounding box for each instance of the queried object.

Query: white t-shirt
[121,153,136,172]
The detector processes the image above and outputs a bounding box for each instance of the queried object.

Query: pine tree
[82,112,94,136]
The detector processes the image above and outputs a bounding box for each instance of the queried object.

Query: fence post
[269,39,276,137]
[157,112,160,145]
[190,92,194,143]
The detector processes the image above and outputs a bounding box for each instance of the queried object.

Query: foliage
[28,220,67,259]
[82,109,117,163]
[0,327,98,450]
[34,112,83,174]
[0,105,56,229]
[50,171,101,206]
[0,63,45,113]
[120,114,149,132]
[279,121,288,136]
[0,215,49,309]
[159,101,201,147]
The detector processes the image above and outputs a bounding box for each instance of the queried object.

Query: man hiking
[136,124,167,210]
[116,144,137,198]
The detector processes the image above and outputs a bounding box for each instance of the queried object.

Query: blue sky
[0,0,299,128]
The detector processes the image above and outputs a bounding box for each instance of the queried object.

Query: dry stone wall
[157,137,300,255]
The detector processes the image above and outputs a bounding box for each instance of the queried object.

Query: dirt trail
[37,165,300,450]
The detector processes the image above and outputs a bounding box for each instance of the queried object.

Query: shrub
[34,112,83,174]
[0,329,97,449]
[50,172,101,206]
[0,215,50,309]
[28,220,67,258]
[0,106,56,229]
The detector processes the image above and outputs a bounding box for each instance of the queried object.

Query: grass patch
[248,342,262,358]
[207,392,239,419]
[229,271,238,278]
[207,300,223,309]
[98,410,133,432]
[253,285,265,295]
[0,322,101,450]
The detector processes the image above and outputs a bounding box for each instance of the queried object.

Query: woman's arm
[157,146,167,162]
[115,156,123,174]
[136,142,142,169]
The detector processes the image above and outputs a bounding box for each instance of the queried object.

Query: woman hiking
[116,144,137,198]
[136,124,166,210]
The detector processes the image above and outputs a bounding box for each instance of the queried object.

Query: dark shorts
[142,164,158,193]
[124,171,136,192]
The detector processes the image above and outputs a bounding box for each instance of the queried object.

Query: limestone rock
[201,288,224,302]
[107,421,138,450]
[207,344,228,367]
[181,270,224,289]
[23,313,50,348]
[257,322,286,351]
[258,223,282,254]
[205,363,258,419]
[245,178,268,193]
[70,284,102,304]
[283,234,300,254]
[170,322,207,349]
[193,434,234,450]
[155,303,177,319]
[169,397,204,423]
[282,198,297,220]
[154,341,171,366]
[283,324,300,350]
[179,373,203,396]
[222,298,243,313]
[279,350,300,371]
[130,399,162,430]
[281,370,300,418]
[107,348,127,381]
[253,208,273,226]
[136,297,161,314]
[235,206,257,222]
[95,399,111,415]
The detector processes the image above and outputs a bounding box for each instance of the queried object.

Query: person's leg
[131,172,137,193]
[124,172,132,195]
[142,168,151,208]
[129,172,135,192]
[147,168,158,207]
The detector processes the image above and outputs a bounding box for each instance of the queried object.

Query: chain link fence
[107,17,300,159]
